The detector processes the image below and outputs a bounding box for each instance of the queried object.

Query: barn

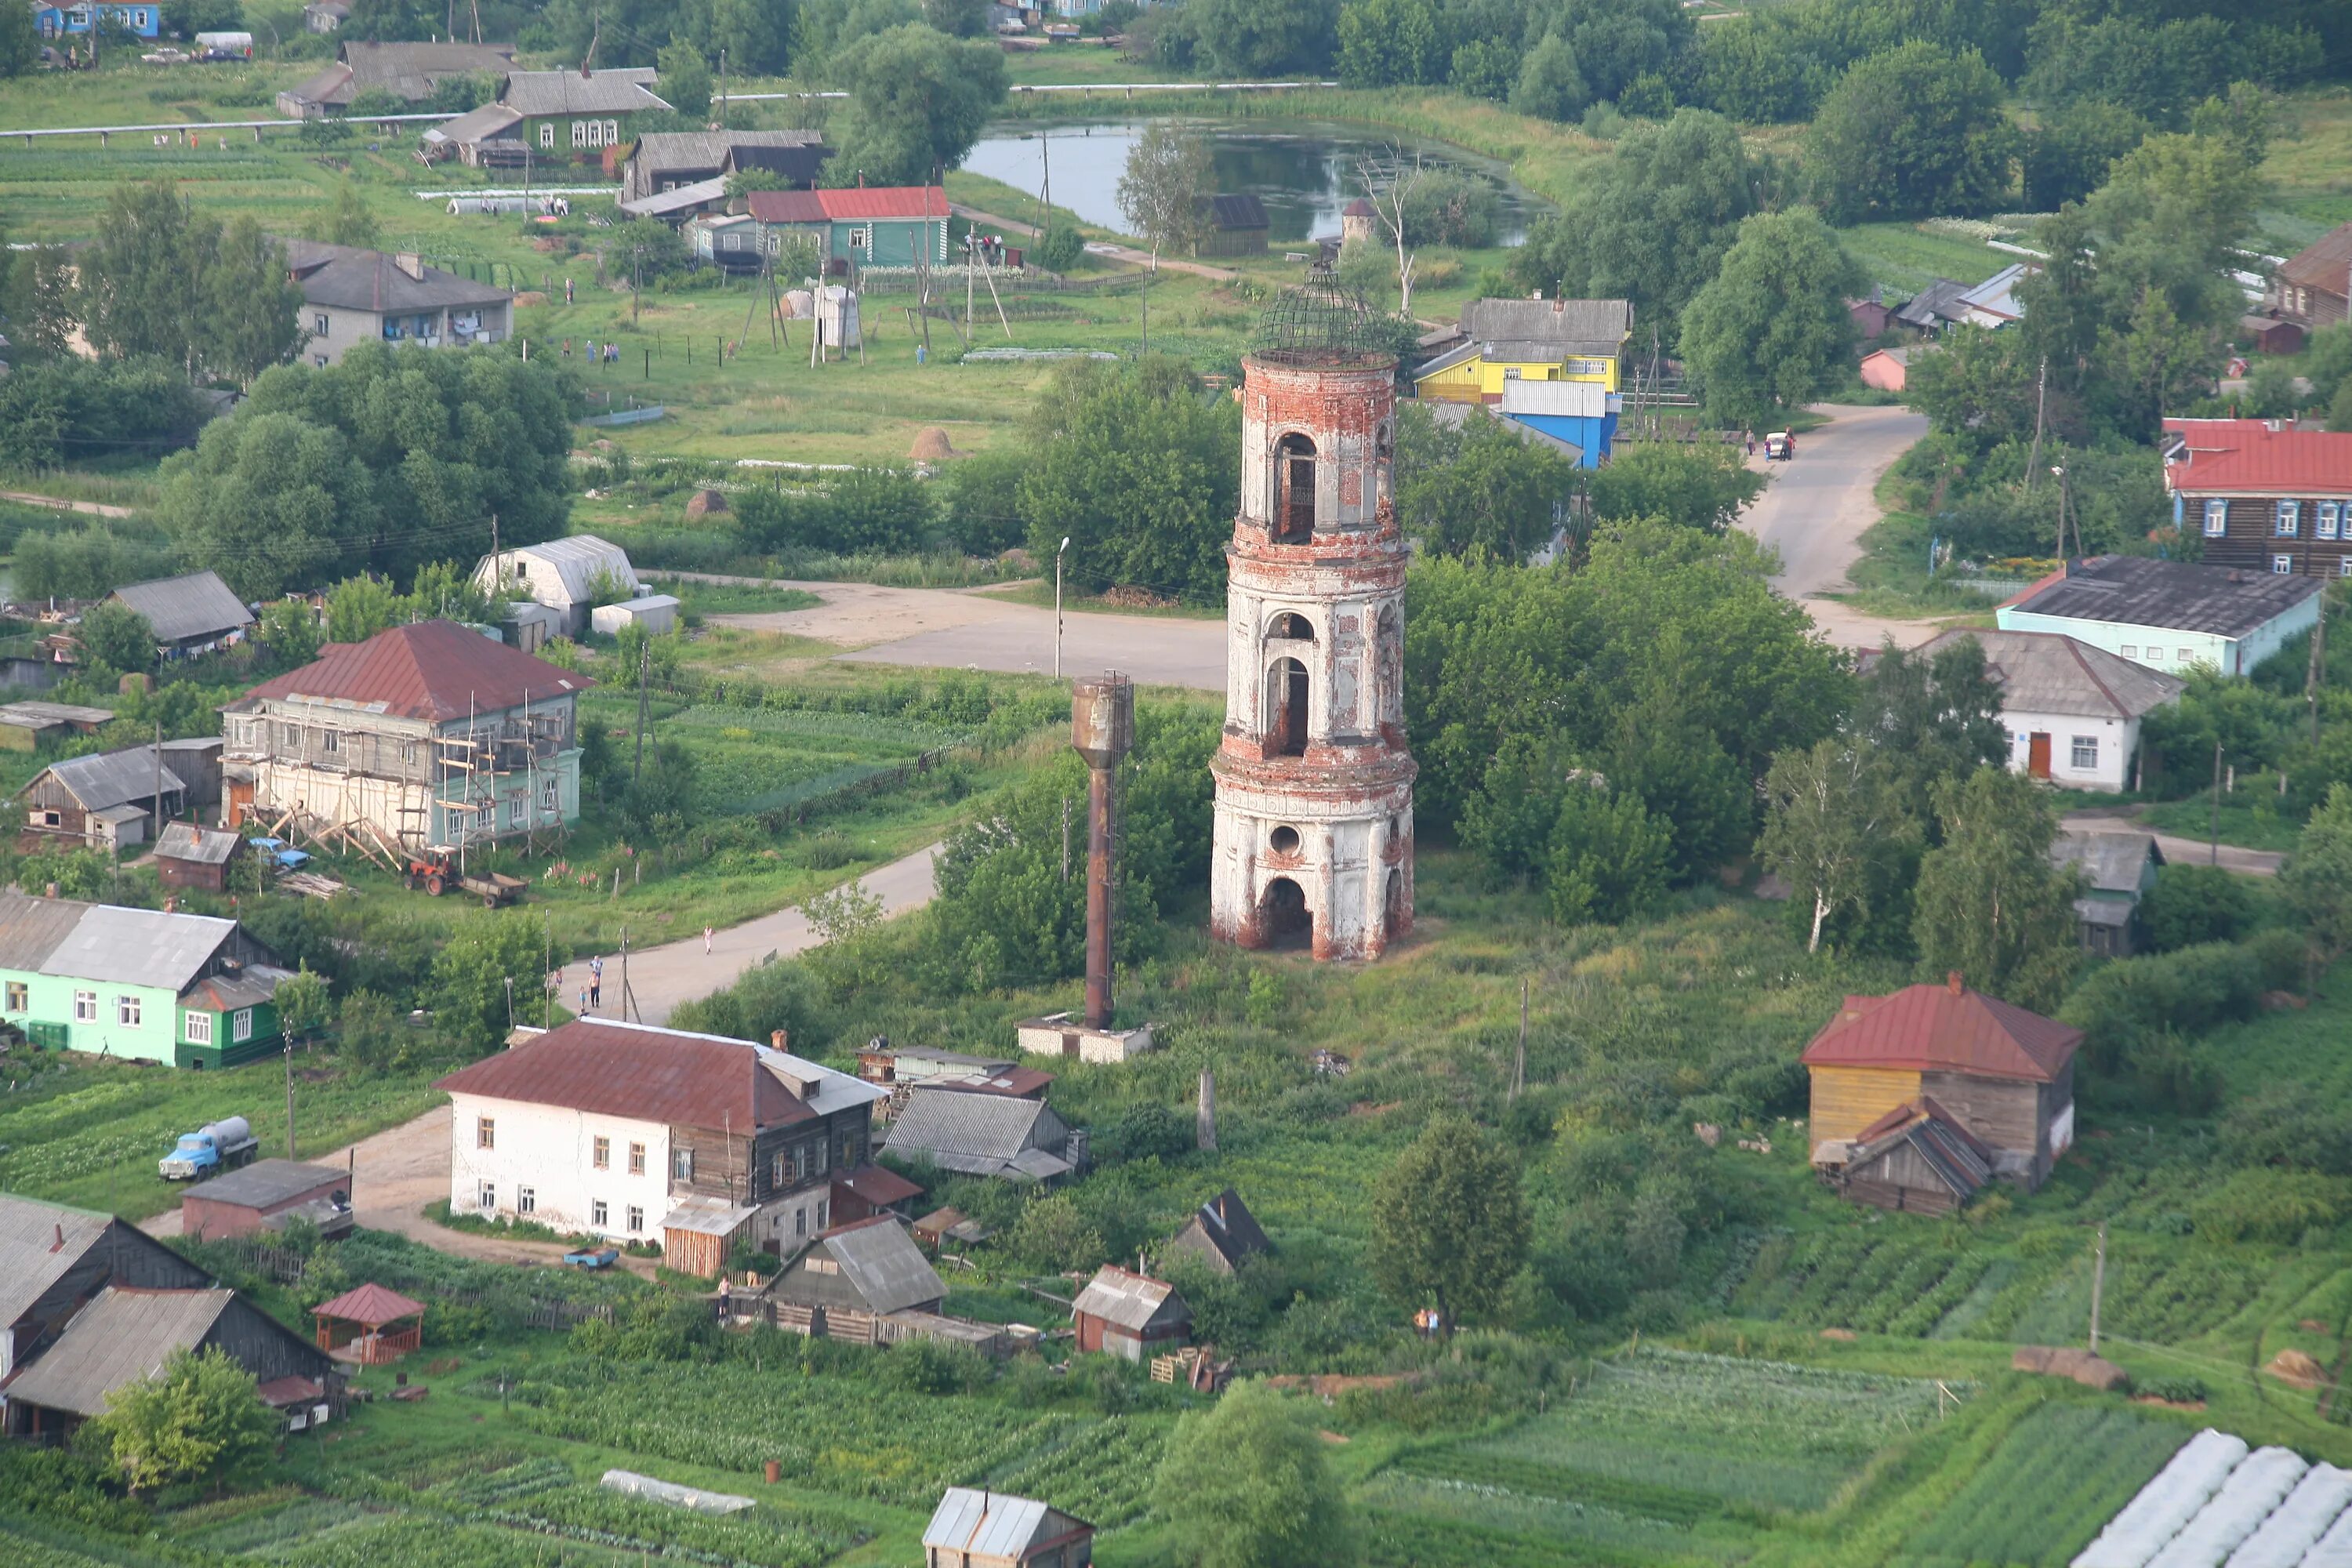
[180,1159,354,1242]
[1833,1098,1996,1216]
[1070,1266,1189,1363]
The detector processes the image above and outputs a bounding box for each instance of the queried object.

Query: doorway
[1269,658,1308,757]
[1260,877,1311,949]
[2027,732,2052,779]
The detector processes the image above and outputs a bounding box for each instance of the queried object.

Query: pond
[960,118,1550,249]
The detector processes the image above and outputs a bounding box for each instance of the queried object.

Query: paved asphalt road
[2060,811,2285,877]
[1734,403,1944,650]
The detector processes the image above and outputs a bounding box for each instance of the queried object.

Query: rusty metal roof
[1799,978,2082,1083]
[1071,1265,1189,1334]
[233,619,591,724]
[312,1282,423,1325]
[439,1018,880,1131]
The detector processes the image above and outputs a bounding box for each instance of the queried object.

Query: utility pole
[2025,357,2048,488]
[633,641,651,785]
[2088,1221,2107,1354]
[2310,589,2331,746]
[1055,535,1069,678]
[1509,977,1527,1103]
[717,48,728,128]
[152,718,163,843]
[284,1040,296,1160]
[2210,737,2223,866]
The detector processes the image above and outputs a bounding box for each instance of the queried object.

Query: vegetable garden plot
[1728,1231,1992,1336]
[1908,1403,2193,1567]
[985,1415,1172,1527]
[1353,1472,1748,1565]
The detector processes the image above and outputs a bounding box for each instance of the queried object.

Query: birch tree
[1116,123,1210,270]
[1758,738,1915,953]
[1355,150,1420,317]
[1911,766,2081,1011]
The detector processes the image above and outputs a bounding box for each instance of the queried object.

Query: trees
[303,180,381,249]
[1117,123,1212,267]
[1511,110,1766,350]
[79,183,209,373]
[1185,0,1335,77]
[257,599,324,670]
[430,913,546,1056]
[1586,440,1766,533]
[1851,636,2009,828]
[1336,0,1443,87]
[204,216,306,387]
[2283,784,2352,968]
[1544,778,1673,924]
[0,0,38,78]
[824,25,1007,187]
[736,468,935,555]
[1806,43,2016,223]
[1678,208,1860,434]
[0,242,80,363]
[1911,766,2082,1014]
[93,1348,280,1496]
[77,601,155,677]
[657,40,713,120]
[1510,34,1588,122]
[1015,357,1240,604]
[158,412,375,601]
[1368,1114,1530,1328]
[1758,739,1917,953]
[1157,1379,1349,1568]
[1394,411,1579,561]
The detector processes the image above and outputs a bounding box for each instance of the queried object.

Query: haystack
[909,427,960,461]
[684,488,728,521]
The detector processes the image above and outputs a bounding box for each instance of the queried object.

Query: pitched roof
[34,746,187,813]
[1893,278,1972,328]
[437,1018,882,1131]
[498,67,667,117]
[182,964,291,1013]
[2000,555,2323,641]
[835,1163,924,1208]
[42,902,243,991]
[1907,629,2185,720]
[109,571,252,644]
[630,129,825,172]
[619,176,730,218]
[1176,1188,1271,1269]
[880,1091,1070,1179]
[314,1281,424,1323]
[233,619,590,724]
[286,40,514,106]
[2051,830,2162,896]
[423,102,524,146]
[0,1193,130,1330]
[818,1217,946,1314]
[1800,978,2082,1083]
[475,535,637,606]
[1958,262,2032,324]
[1846,1098,1994,1200]
[156,821,242,866]
[743,186,947,224]
[1462,296,1634,350]
[0,1287,234,1416]
[283,241,514,314]
[924,1490,1089,1557]
[2161,419,2352,495]
[1203,193,1269,230]
[2278,220,2352,298]
[1072,1265,1189,1333]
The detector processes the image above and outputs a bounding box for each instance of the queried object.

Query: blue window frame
[2277,499,2301,536]
[2203,499,2227,537]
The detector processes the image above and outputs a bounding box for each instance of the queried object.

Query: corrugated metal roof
[234,619,590,723]
[619,176,729,217]
[1072,1265,1188,1333]
[474,535,637,609]
[1462,296,1633,347]
[37,746,187,813]
[2279,220,2352,296]
[880,1091,1069,1178]
[2052,831,2161,897]
[183,964,290,1013]
[110,572,252,645]
[2164,421,2352,495]
[822,1218,945,1314]
[1499,379,1609,419]
[421,102,524,145]
[438,1018,880,1131]
[42,903,240,993]
[923,1489,1056,1556]
[498,67,666,117]
[0,890,90,972]
[745,186,946,223]
[2,1287,233,1417]
[661,1195,759,1237]
[835,1164,923,1207]
[0,1193,120,1331]
[2001,556,2322,641]
[189,1160,347,1210]
[156,822,242,866]
[1907,629,2185,721]
[631,129,823,174]
[1800,980,2082,1083]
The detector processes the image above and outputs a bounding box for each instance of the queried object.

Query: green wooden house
[423,67,670,167]
[743,186,949,269]
[0,890,294,1069]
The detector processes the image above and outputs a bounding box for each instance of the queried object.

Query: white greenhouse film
[2147,1447,2310,1568]
[2303,1497,2352,1568]
[2223,1462,2352,1568]
[2076,1430,2252,1568]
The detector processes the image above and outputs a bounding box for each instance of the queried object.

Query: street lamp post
[1055,535,1070,679]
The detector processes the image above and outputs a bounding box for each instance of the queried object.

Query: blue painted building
[1495,378,1619,470]
[31,2,163,39]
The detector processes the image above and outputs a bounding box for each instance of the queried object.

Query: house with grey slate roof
[768,1215,946,1317]
[880,1089,1080,1185]
[19,744,187,850]
[283,241,514,367]
[106,571,252,661]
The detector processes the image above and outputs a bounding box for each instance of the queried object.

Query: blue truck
[158,1116,260,1181]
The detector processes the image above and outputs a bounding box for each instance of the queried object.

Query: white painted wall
[445,1091,672,1242]
[1998,596,2320,678]
[1998,706,2142,793]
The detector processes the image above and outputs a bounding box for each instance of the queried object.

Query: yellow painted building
[1411,297,1634,406]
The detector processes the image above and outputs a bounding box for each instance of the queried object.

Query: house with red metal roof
[2162,416,2352,582]
[2267,220,2352,333]
[740,185,949,269]
[1802,972,2082,1194]
[437,1018,894,1274]
[220,619,593,854]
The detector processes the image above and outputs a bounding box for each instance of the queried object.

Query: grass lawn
[2140,770,2310,853]
[1838,220,2023,296]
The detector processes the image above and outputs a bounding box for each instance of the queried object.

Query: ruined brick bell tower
[1209,278,1415,960]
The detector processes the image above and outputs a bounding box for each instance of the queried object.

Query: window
[2341,557,2352,577]
[815,1138,829,1175]
[815,1198,829,1230]
[517,1185,535,1214]
[593,1135,610,1170]
[2275,554,2296,575]
[604,120,618,145]
[2120,644,2138,659]
[771,1153,787,1189]
[74,991,96,1022]
[2177,648,2193,663]
[400,739,419,765]
[2278,499,2301,535]
[479,1182,496,1210]
[626,1204,644,1232]
[116,996,140,1028]
[846,226,873,249]
[673,1147,694,1181]
[795,1207,807,1237]
[2070,735,2098,770]
[314,314,329,336]
[2147,648,2162,660]
[477,1116,496,1150]
[186,1011,212,1044]
[2203,498,2228,536]
[628,1141,646,1175]
[2322,501,2343,540]
[232,1008,252,1042]
[571,120,586,148]
[540,122,554,149]
[793,1144,808,1181]
[321,729,339,755]
[592,1200,608,1227]
[3,982,24,1013]
[723,233,739,251]
[840,1131,858,1168]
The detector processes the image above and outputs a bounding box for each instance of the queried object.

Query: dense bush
[0,357,207,470]
[2138,863,2256,952]
[735,468,936,556]
[2060,939,2266,1073]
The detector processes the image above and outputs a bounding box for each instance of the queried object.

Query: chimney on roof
[1217,1193,1227,1224]
[394,252,424,281]
[43,882,56,899]
[51,1222,64,1252]
[1947,971,1965,995]
[771,1029,788,1051]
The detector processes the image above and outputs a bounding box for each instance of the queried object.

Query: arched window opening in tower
[1268,611,1314,642]
[1261,877,1311,949]
[1385,869,1404,934]
[1272,434,1317,543]
[1269,657,1308,757]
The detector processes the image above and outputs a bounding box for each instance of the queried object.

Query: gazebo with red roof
[312,1283,426,1364]
[1800,972,2082,1191]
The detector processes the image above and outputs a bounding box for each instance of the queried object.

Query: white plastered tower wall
[1208,340,1416,961]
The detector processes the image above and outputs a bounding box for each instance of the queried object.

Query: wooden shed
[1801,973,2082,1192]
[156,821,247,893]
[1162,1188,1270,1276]
[923,1487,1094,1568]
[1195,194,1269,257]
[1070,1266,1189,1362]
[1829,1098,1994,1217]
[180,1158,352,1242]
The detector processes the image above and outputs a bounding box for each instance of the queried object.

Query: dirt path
[2061,810,2287,876]
[1733,404,1947,651]
[689,573,1227,688]
[0,489,136,519]
[949,201,1246,282]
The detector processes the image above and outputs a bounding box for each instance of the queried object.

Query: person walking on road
[588,955,603,1011]
[703,926,713,955]
[716,1274,731,1323]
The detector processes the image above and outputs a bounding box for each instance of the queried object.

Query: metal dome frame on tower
[1248,270,1397,370]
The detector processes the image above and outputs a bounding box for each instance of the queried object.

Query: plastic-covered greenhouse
[2074,1432,2352,1568]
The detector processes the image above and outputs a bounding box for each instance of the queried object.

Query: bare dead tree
[1356,148,1423,318]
